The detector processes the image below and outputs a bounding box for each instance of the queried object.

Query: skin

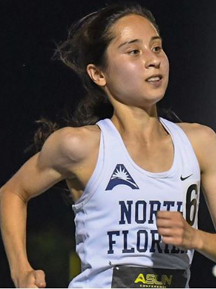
[1,14,216,288]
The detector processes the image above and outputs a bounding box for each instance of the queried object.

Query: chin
[141,94,165,107]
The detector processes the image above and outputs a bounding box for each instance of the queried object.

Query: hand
[156,211,197,250]
[14,269,46,288]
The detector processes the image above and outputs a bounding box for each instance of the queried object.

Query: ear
[86,64,106,87]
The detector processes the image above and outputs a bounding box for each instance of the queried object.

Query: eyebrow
[151,36,162,42]
[118,36,162,49]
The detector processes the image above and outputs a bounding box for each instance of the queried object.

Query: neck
[111,105,166,142]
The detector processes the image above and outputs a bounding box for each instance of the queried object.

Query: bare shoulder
[177,122,216,143]
[177,122,216,171]
[40,124,101,166]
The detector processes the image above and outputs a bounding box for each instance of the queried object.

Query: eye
[152,46,162,53]
[128,49,140,55]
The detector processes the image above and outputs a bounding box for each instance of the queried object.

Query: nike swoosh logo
[180,174,193,181]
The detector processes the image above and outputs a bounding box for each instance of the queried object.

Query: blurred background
[1,0,216,287]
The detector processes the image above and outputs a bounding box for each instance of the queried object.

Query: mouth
[145,74,163,83]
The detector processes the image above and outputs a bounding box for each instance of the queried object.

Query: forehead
[109,14,159,43]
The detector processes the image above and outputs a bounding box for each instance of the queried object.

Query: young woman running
[1,3,216,288]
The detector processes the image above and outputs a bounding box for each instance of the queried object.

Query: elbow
[0,185,7,203]
[0,185,28,205]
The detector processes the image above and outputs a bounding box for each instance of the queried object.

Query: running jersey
[69,118,200,288]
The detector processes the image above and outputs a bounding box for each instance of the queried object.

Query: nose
[144,50,161,69]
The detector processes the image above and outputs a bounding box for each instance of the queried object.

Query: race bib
[111,265,187,288]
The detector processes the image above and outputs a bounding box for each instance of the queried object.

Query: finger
[157,219,183,229]
[162,235,185,249]
[157,227,173,236]
[158,227,183,239]
[157,211,172,219]
[157,211,181,219]
[34,270,46,288]
[156,218,173,228]
[24,271,39,288]
[161,236,176,244]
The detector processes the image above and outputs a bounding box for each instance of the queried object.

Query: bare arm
[157,124,216,262]
[0,127,88,287]
[194,125,216,261]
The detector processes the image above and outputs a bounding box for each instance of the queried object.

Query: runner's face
[103,14,169,108]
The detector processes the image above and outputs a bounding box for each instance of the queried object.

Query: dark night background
[1,0,216,287]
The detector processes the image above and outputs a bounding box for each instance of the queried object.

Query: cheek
[162,54,170,74]
[104,62,140,100]
[110,61,141,83]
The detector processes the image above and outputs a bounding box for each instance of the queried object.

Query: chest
[123,137,174,173]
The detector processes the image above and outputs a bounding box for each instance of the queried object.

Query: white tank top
[69,118,200,288]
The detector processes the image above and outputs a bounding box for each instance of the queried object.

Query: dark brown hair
[58,3,159,127]
[34,3,180,152]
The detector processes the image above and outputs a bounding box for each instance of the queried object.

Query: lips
[145,74,162,83]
